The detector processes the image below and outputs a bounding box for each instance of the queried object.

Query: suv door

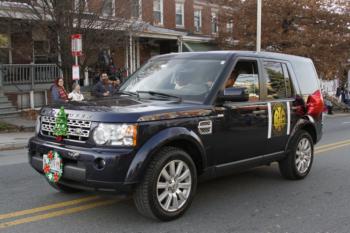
[213,58,269,165]
[262,59,297,154]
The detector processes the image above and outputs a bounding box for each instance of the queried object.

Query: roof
[152,50,313,63]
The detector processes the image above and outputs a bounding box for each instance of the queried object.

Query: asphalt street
[1,114,350,233]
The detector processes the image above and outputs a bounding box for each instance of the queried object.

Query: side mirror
[217,87,249,102]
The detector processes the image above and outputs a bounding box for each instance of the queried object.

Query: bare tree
[216,0,350,81]
[4,0,143,81]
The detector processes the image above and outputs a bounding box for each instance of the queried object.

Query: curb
[0,143,28,151]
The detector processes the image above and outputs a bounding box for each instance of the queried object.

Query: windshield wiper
[137,91,182,102]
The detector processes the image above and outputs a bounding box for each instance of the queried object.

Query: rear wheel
[279,130,314,180]
[133,147,197,221]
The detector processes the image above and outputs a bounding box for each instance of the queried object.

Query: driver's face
[176,77,189,86]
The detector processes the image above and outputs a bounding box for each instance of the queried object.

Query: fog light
[94,158,106,170]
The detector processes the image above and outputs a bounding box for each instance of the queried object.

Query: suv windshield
[119,58,227,102]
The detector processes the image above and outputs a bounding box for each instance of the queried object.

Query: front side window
[226,60,260,102]
[153,0,163,25]
[120,58,227,102]
[194,9,202,32]
[264,61,290,99]
[176,3,185,27]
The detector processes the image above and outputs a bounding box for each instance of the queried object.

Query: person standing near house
[68,83,84,101]
[92,73,114,97]
[50,77,69,103]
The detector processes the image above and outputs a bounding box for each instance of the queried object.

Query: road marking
[315,142,350,154]
[0,199,118,229]
[315,139,350,151]
[0,139,349,229]
[0,195,100,221]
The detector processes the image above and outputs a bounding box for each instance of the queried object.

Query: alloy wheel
[156,160,192,212]
[295,137,312,174]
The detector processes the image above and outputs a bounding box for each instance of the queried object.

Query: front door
[213,59,269,165]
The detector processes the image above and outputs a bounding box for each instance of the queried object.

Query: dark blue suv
[29,51,324,221]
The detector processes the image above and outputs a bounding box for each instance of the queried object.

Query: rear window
[292,59,320,95]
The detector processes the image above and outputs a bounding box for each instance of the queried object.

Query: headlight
[93,123,137,146]
[35,116,41,135]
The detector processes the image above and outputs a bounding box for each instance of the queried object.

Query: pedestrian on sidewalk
[92,73,115,97]
[50,77,70,103]
[325,99,333,115]
[68,83,84,102]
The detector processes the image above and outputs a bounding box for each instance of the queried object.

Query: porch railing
[0,64,60,88]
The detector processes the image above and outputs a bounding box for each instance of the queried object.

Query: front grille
[41,116,92,142]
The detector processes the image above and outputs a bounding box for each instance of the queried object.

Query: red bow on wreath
[44,164,50,174]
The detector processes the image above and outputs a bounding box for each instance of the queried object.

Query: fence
[0,64,60,88]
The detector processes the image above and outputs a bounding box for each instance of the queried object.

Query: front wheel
[133,147,197,221]
[279,130,314,180]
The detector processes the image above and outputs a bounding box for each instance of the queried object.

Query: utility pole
[256,0,262,52]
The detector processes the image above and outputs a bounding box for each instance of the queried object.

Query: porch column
[133,38,137,72]
[125,38,129,77]
[129,34,134,74]
[136,38,140,69]
[177,36,183,53]
[0,65,3,95]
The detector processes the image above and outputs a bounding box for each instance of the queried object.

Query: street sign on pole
[71,34,82,83]
[256,0,262,52]
[72,65,80,81]
[71,34,82,57]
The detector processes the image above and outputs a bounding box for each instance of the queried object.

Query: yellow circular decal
[273,103,286,133]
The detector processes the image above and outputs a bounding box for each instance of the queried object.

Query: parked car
[28,51,324,221]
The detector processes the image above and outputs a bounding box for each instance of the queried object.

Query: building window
[176,2,185,28]
[102,0,116,17]
[194,9,202,32]
[226,20,233,33]
[153,0,163,25]
[74,0,89,12]
[211,11,218,34]
[0,33,10,64]
[131,0,141,19]
[33,40,50,64]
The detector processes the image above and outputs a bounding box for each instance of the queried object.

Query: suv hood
[40,97,213,123]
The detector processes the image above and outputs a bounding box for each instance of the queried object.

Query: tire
[279,130,314,180]
[48,182,82,193]
[133,147,197,221]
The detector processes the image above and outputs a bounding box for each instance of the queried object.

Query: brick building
[0,0,234,114]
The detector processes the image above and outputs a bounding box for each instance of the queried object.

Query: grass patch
[0,121,18,132]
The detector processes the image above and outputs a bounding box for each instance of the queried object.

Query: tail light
[306,90,324,117]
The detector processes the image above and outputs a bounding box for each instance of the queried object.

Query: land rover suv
[29,51,324,221]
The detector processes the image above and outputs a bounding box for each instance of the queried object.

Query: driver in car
[174,72,196,90]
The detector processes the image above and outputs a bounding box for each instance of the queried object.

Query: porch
[0,64,59,115]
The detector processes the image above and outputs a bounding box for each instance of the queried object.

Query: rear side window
[263,61,293,99]
[291,59,320,95]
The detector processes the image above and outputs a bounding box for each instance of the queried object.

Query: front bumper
[28,136,137,193]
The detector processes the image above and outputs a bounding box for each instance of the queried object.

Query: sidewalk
[0,132,34,151]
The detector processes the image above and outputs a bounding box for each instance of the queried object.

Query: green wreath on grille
[43,150,63,183]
